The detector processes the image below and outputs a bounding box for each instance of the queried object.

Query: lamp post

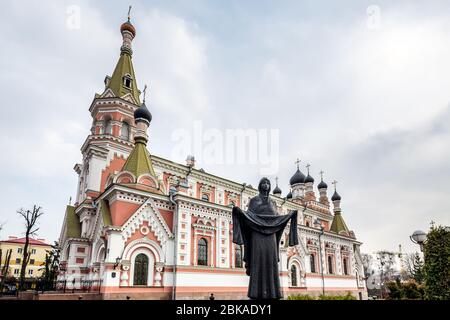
[410,230,427,252]
[314,219,325,295]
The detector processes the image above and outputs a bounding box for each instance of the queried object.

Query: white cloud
[0,1,449,254]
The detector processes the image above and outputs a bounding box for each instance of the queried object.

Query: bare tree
[17,205,44,290]
[376,250,396,299]
[0,248,12,293]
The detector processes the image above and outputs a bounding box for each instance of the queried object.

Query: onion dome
[318,180,328,189]
[120,20,136,37]
[134,102,152,123]
[305,173,314,183]
[273,185,282,195]
[290,168,305,185]
[318,171,328,189]
[286,191,292,199]
[331,190,341,201]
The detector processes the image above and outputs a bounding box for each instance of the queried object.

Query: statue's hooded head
[258,177,271,194]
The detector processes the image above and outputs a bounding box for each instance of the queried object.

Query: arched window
[197,238,208,266]
[104,118,112,135]
[328,255,334,274]
[201,194,209,202]
[120,122,130,140]
[343,258,348,275]
[235,245,243,268]
[133,253,149,285]
[291,265,298,287]
[310,254,316,273]
[306,221,310,227]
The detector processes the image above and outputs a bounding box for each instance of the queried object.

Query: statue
[232,177,298,299]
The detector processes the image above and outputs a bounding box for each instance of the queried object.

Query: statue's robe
[232,195,298,299]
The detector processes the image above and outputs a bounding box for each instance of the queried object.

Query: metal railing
[0,278,102,296]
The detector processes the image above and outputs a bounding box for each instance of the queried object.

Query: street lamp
[113,257,121,270]
[410,230,427,252]
[313,218,325,295]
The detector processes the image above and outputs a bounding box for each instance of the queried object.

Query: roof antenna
[127,5,132,22]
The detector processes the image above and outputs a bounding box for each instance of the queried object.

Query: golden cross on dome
[127,5,132,21]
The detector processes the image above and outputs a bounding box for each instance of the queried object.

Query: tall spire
[105,8,140,104]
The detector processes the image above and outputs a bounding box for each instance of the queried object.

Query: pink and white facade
[58,15,368,300]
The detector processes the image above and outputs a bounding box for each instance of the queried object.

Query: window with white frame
[120,122,130,140]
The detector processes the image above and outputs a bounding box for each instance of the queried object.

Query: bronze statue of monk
[232,177,298,299]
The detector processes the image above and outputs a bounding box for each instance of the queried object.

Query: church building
[58,15,367,300]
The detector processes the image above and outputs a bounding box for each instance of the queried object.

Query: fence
[0,278,102,296]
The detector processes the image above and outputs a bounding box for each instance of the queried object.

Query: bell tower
[74,11,142,206]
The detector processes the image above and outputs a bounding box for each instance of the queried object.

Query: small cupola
[290,159,305,185]
[273,177,282,196]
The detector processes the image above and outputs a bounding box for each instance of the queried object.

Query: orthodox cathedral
[58,15,367,300]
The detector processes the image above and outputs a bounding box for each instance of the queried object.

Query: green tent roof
[330,211,350,235]
[107,51,140,104]
[65,205,81,238]
[121,140,156,178]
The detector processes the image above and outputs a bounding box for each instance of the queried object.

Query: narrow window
[198,238,208,266]
[123,75,132,88]
[310,255,316,273]
[291,265,298,287]
[104,119,112,135]
[120,122,130,140]
[328,255,334,274]
[343,258,348,275]
[133,253,149,285]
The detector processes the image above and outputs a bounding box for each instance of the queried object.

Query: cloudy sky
[1,0,449,254]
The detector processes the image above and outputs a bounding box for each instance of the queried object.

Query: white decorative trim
[123,237,163,262]
[122,198,174,245]
[140,226,149,235]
